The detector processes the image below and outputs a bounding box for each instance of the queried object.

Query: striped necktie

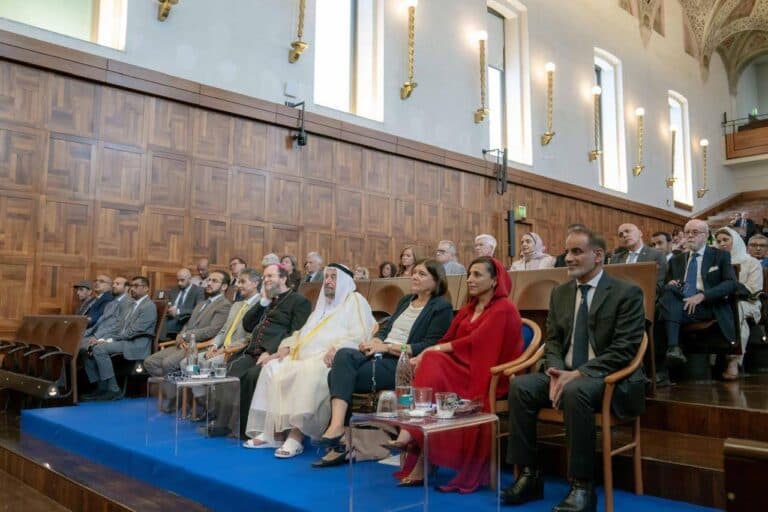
[222,301,250,347]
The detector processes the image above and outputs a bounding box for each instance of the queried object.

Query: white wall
[757,63,768,114]
[0,0,741,212]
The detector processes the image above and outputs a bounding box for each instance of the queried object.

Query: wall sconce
[515,205,528,221]
[400,0,418,99]
[665,127,677,188]
[289,0,308,63]
[588,86,602,162]
[632,107,645,176]
[696,138,709,198]
[157,0,179,21]
[541,62,556,145]
[473,30,489,124]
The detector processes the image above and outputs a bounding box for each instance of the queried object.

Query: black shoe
[665,346,687,368]
[197,425,231,437]
[314,432,344,448]
[94,390,122,401]
[655,370,672,387]
[311,446,349,468]
[501,467,544,505]
[552,480,596,512]
[81,389,105,401]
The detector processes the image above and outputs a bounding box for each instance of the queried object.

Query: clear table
[146,375,240,455]
[348,412,500,512]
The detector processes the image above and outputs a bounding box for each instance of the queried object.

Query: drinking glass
[395,385,413,413]
[214,363,227,378]
[435,392,458,418]
[376,391,397,418]
[413,387,433,411]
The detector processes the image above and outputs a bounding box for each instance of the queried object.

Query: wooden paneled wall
[0,58,682,335]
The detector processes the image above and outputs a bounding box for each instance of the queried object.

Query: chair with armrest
[502,333,648,512]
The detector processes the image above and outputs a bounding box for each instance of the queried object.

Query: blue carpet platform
[21,399,718,512]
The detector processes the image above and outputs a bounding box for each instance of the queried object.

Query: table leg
[423,432,429,512]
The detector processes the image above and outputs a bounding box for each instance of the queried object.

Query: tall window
[486,1,531,165]
[668,91,693,205]
[314,0,383,121]
[0,0,127,50]
[594,48,627,193]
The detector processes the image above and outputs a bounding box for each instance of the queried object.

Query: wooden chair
[298,282,323,310]
[502,333,648,512]
[367,279,410,323]
[487,318,543,489]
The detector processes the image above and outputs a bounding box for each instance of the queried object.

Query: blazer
[665,246,738,341]
[375,294,454,356]
[303,271,324,284]
[117,296,158,360]
[83,292,114,328]
[85,295,134,339]
[242,290,312,356]
[210,298,259,348]
[609,244,667,293]
[544,272,646,419]
[166,285,204,324]
[181,295,232,342]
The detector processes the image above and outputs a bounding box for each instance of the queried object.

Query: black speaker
[506,209,515,258]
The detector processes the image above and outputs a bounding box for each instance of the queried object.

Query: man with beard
[82,276,133,348]
[163,268,204,340]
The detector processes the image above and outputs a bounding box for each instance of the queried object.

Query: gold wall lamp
[588,86,602,162]
[401,0,418,99]
[289,0,308,63]
[696,138,709,198]
[474,30,489,123]
[541,62,555,145]
[632,107,645,176]
[157,0,179,22]
[665,127,677,188]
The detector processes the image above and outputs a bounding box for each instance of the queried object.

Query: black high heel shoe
[314,432,345,448]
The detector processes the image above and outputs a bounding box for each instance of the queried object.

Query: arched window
[668,90,693,206]
[594,48,627,193]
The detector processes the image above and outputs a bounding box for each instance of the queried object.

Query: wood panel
[47,75,97,137]
[45,135,94,198]
[0,61,48,126]
[93,203,140,261]
[230,167,266,220]
[147,152,189,209]
[0,193,36,255]
[0,261,32,330]
[0,124,44,192]
[148,97,192,154]
[96,144,144,204]
[99,87,147,148]
[40,199,90,259]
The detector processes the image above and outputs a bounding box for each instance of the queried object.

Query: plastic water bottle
[186,333,199,375]
[395,343,413,412]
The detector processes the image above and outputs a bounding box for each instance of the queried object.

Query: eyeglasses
[748,243,768,248]
[683,230,707,236]
[435,249,447,255]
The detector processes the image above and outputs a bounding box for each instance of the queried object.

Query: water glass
[413,387,433,411]
[198,359,212,378]
[435,392,459,418]
[376,391,397,418]
[214,363,227,378]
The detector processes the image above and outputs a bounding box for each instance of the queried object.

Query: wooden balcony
[725,117,768,159]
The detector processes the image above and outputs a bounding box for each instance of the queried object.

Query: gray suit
[303,270,324,283]
[144,294,232,377]
[609,244,667,293]
[84,296,158,383]
[82,295,134,346]
[443,260,467,276]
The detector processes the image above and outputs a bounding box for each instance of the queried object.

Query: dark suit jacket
[375,294,454,356]
[544,272,646,419]
[164,285,204,336]
[609,244,667,293]
[729,218,756,240]
[665,246,738,341]
[83,292,114,328]
[303,271,324,284]
[242,290,311,356]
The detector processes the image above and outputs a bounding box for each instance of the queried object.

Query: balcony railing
[723,113,768,159]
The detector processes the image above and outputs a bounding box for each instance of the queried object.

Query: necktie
[222,302,250,347]
[572,284,591,369]
[628,252,639,264]
[305,274,312,283]
[684,253,699,298]
[175,288,187,309]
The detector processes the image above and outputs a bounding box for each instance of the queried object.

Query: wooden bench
[0,315,88,405]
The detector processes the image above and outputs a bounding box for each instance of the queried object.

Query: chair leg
[490,420,498,490]
[633,416,644,495]
[602,423,614,512]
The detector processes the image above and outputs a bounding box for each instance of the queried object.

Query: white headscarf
[303,264,357,331]
[717,227,749,265]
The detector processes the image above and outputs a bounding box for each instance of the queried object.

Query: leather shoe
[665,345,687,367]
[93,390,122,401]
[311,446,348,468]
[552,480,596,512]
[501,467,544,505]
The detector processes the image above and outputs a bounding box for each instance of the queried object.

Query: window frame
[668,90,693,206]
[593,47,628,193]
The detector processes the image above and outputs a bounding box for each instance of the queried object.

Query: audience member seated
[502,228,646,511]
[658,219,737,368]
[554,224,588,267]
[82,276,157,401]
[228,257,247,301]
[261,253,280,268]
[81,276,133,350]
[650,231,677,262]
[353,266,370,280]
[397,246,420,277]
[510,232,556,270]
[748,234,768,268]
[163,268,204,340]
[378,261,397,278]
[609,223,666,292]
[304,251,324,283]
[671,227,685,252]
[390,256,522,493]
[435,240,466,275]
[190,257,210,287]
[86,275,115,328]
[73,280,94,316]
[243,264,375,458]
[729,211,757,242]
[144,270,232,394]
[474,233,497,257]
[312,259,454,468]
[221,263,311,438]
[281,254,303,291]
[715,227,764,380]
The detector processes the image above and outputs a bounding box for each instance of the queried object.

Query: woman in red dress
[392,256,523,493]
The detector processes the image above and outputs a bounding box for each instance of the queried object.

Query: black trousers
[657,286,714,347]
[214,352,262,438]
[506,372,604,481]
[327,348,397,425]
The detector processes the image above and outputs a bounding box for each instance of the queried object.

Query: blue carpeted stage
[21,399,718,512]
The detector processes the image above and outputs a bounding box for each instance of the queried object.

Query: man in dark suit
[502,228,646,512]
[554,224,588,268]
[83,276,157,401]
[80,275,115,328]
[729,212,756,242]
[609,223,667,293]
[212,263,311,438]
[227,256,247,301]
[303,251,324,283]
[82,276,133,348]
[658,219,737,367]
[163,268,204,339]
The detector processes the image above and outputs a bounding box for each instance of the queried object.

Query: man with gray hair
[304,251,324,283]
[435,240,466,275]
[474,234,497,257]
[261,253,280,268]
[747,234,768,268]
